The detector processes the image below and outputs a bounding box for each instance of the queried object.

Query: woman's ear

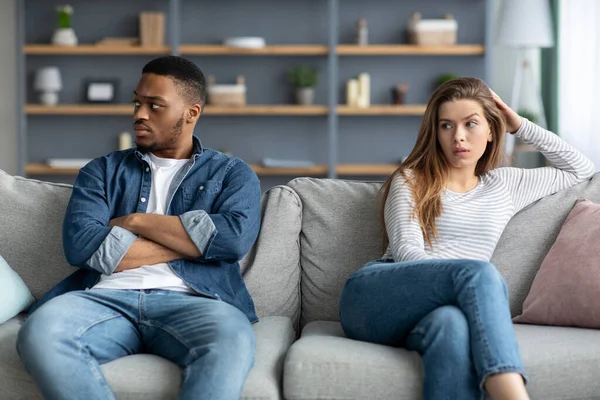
[487,131,493,142]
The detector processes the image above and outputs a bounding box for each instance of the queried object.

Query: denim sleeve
[179,160,261,263]
[62,158,136,274]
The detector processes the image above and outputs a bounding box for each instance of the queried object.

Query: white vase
[52,28,78,46]
[296,88,315,105]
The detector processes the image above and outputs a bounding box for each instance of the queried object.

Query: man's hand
[489,88,522,134]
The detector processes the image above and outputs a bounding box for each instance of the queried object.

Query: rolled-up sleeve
[180,160,260,264]
[179,210,216,255]
[62,158,136,274]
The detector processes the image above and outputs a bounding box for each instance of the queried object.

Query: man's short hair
[142,55,207,109]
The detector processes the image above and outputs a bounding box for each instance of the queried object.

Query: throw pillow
[0,254,35,323]
[513,199,600,328]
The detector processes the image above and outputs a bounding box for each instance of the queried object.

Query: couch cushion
[0,315,294,400]
[283,321,423,400]
[286,178,384,327]
[284,321,600,400]
[0,171,75,300]
[241,185,302,329]
[513,199,600,328]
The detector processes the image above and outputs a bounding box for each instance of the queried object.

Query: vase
[295,88,315,105]
[52,28,78,46]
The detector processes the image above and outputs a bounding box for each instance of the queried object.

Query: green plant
[435,73,460,88]
[288,66,318,88]
[517,108,539,124]
[56,5,73,29]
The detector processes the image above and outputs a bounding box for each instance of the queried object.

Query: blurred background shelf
[26,163,400,177]
[336,44,485,55]
[24,104,330,116]
[179,45,329,56]
[23,44,172,55]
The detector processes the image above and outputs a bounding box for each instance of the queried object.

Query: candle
[119,132,133,150]
[357,73,370,108]
[346,79,359,106]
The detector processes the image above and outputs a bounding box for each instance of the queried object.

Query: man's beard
[136,117,184,154]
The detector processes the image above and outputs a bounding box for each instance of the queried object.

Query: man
[17,56,261,400]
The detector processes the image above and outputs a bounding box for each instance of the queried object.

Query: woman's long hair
[378,77,507,248]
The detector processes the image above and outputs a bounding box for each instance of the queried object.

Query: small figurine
[356,18,368,46]
[392,83,409,105]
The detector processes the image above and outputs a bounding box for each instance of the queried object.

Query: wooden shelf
[26,104,425,116]
[23,44,483,56]
[23,45,172,55]
[26,164,81,175]
[337,105,426,115]
[337,44,485,55]
[179,45,329,56]
[25,104,329,116]
[249,164,329,176]
[26,163,399,177]
[26,163,330,177]
[337,164,398,175]
[204,105,328,116]
[25,104,133,115]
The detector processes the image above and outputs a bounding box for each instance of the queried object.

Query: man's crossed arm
[109,214,200,272]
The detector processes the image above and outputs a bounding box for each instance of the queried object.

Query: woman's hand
[489,89,522,134]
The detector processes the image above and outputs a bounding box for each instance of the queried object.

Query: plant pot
[295,87,315,105]
[52,28,78,46]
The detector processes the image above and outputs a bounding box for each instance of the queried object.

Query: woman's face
[436,99,493,173]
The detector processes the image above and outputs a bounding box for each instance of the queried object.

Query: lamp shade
[34,67,62,91]
[496,0,554,48]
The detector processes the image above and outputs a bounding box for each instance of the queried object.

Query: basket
[407,12,457,46]
[207,76,247,107]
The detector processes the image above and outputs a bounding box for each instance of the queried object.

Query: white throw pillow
[0,255,35,323]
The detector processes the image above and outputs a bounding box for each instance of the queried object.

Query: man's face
[132,73,190,158]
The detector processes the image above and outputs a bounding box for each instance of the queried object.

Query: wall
[0,0,18,175]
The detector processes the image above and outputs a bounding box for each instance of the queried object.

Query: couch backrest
[0,171,302,329]
[289,174,600,327]
[0,171,74,300]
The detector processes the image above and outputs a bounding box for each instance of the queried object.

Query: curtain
[558,0,600,171]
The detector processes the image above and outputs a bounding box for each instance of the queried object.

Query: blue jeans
[17,289,255,400]
[339,259,526,400]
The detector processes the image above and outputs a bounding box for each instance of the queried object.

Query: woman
[339,77,595,400]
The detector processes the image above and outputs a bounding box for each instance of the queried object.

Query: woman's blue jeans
[339,259,526,400]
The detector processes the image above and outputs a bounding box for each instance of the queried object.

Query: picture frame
[84,79,119,103]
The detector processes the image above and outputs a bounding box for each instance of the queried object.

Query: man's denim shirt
[31,137,261,323]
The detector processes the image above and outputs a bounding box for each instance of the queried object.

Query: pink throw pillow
[513,199,600,328]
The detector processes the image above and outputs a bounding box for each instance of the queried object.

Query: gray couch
[1,170,600,400]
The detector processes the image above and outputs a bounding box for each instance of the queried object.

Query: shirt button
[199,186,204,191]
[145,167,149,172]
[141,197,146,203]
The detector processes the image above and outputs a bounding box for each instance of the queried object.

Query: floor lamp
[496,0,554,164]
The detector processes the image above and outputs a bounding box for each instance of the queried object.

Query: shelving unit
[18,0,493,185]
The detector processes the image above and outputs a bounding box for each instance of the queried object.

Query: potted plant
[52,5,78,46]
[288,66,318,105]
[435,73,460,89]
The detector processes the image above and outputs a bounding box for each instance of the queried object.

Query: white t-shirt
[93,153,194,292]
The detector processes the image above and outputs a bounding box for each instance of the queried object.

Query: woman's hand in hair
[489,89,522,134]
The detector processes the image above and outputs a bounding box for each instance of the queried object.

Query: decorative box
[407,12,457,45]
[207,75,247,107]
